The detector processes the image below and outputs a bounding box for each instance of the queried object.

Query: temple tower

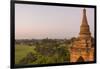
[79,8,91,39]
[70,9,94,62]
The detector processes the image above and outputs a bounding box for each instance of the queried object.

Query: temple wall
[70,48,94,62]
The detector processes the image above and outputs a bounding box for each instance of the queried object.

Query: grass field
[15,40,70,65]
[15,44,36,64]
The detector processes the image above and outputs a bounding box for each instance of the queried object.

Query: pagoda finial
[83,8,86,15]
[81,8,88,26]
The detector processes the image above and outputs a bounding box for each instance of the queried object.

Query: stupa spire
[82,8,88,26]
[79,8,91,39]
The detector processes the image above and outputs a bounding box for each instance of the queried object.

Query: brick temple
[70,9,94,62]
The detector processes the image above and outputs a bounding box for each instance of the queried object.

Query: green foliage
[19,52,37,64]
[15,39,71,65]
[15,44,36,64]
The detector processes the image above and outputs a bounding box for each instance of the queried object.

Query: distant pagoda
[70,9,94,62]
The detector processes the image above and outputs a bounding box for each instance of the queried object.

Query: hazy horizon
[15,4,94,39]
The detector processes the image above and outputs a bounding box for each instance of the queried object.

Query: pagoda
[70,9,94,62]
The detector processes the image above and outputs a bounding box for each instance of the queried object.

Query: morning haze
[15,4,94,39]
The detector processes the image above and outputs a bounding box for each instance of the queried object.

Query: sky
[15,4,94,39]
